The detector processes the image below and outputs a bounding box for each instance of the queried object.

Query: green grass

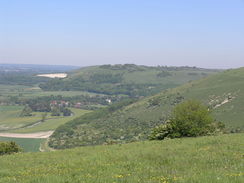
[0,84,103,99]
[20,89,105,98]
[0,106,43,130]
[0,133,243,183]
[0,106,90,133]
[0,137,44,152]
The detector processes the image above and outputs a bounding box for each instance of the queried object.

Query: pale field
[36,73,67,78]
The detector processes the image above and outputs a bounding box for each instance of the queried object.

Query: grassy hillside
[49,68,244,149]
[0,134,243,183]
[40,64,218,97]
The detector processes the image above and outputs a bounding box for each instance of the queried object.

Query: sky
[0,0,244,69]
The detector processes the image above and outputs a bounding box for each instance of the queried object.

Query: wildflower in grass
[114,174,123,178]
[226,172,243,177]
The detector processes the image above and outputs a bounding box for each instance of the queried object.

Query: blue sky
[0,0,244,68]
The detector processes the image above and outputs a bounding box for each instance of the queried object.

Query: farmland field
[0,84,104,99]
[0,106,90,133]
[0,137,44,152]
[0,105,41,131]
[0,133,243,183]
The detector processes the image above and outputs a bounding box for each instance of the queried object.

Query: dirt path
[0,131,54,139]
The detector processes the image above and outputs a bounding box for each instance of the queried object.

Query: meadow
[8,108,90,133]
[0,105,42,131]
[0,106,90,133]
[0,133,243,183]
[0,84,102,99]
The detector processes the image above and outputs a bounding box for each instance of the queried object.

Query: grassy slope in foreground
[0,133,243,183]
[49,68,244,149]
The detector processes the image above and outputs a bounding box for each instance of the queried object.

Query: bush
[149,100,224,140]
[0,141,22,155]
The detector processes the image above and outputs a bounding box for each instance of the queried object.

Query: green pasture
[0,84,103,99]
[0,133,243,183]
[0,106,42,130]
[10,108,90,133]
[0,106,90,133]
[0,137,44,152]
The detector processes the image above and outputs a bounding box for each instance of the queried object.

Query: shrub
[149,123,172,140]
[149,100,224,140]
[0,141,22,155]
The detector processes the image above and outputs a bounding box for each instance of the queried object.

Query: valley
[0,64,218,152]
[49,67,244,149]
[2,2,243,182]
[0,64,243,183]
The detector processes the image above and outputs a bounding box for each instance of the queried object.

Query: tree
[51,107,61,116]
[41,112,47,122]
[61,108,72,116]
[20,106,32,117]
[149,100,223,140]
[0,141,22,155]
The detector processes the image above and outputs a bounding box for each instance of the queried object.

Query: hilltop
[49,67,244,149]
[39,64,218,97]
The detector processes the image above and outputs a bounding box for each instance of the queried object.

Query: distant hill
[49,67,244,149]
[0,63,79,73]
[0,64,79,86]
[40,64,218,97]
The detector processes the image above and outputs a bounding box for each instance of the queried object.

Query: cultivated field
[0,137,44,152]
[0,106,90,133]
[0,84,103,99]
[37,73,67,78]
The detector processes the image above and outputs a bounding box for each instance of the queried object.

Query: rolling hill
[39,64,218,97]
[49,67,244,149]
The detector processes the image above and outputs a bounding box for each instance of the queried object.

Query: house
[74,102,81,108]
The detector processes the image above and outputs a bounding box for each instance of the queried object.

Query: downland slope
[0,133,243,183]
[49,67,244,149]
[39,64,218,97]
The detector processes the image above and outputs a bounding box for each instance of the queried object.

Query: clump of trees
[156,71,172,78]
[149,100,225,140]
[0,141,22,155]
[51,107,72,116]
